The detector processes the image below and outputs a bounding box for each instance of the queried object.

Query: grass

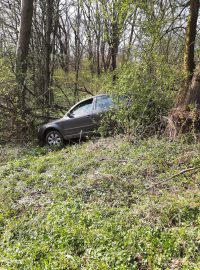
[0,136,200,269]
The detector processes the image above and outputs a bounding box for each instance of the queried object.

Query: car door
[93,95,114,128]
[62,98,96,138]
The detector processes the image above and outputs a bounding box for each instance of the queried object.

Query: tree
[15,0,34,119]
[166,0,200,139]
[44,0,54,107]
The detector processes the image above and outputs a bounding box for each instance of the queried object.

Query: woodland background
[1,2,200,269]
[1,0,200,142]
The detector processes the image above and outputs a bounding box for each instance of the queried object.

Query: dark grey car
[38,94,114,146]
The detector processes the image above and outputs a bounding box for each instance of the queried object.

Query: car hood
[44,117,68,127]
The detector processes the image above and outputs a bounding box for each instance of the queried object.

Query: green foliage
[0,137,200,269]
[103,54,183,137]
[0,58,17,140]
[0,58,16,95]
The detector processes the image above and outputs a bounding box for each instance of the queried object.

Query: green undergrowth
[0,137,200,269]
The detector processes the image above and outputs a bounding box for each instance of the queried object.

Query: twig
[99,157,133,163]
[79,86,94,96]
[144,166,200,192]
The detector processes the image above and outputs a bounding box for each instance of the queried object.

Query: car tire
[45,130,64,146]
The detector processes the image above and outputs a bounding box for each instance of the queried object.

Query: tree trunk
[110,16,119,81]
[15,0,34,116]
[96,1,101,76]
[44,0,54,108]
[177,0,200,107]
[166,0,200,139]
[74,0,81,102]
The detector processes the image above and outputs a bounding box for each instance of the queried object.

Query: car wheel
[45,130,63,146]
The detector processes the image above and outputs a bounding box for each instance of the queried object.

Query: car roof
[94,94,108,97]
[77,94,109,103]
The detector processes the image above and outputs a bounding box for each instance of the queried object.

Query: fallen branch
[144,166,200,192]
[99,157,134,163]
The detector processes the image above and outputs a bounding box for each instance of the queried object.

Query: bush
[103,54,183,137]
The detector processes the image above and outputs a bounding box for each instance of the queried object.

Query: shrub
[102,54,183,137]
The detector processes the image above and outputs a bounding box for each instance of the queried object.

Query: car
[38,94,114,146]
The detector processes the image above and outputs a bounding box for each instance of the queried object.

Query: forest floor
[0,136,200,269]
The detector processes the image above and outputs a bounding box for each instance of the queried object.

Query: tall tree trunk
[111,21,119,81]
[74,0,81,102]
[15,0,34,117]
[166,0,200,139]
[96,1,101,76]
[177,0,200,107]
[44,0,54,108]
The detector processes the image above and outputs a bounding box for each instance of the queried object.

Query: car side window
[95,96,113,112]
[70,98,93,117]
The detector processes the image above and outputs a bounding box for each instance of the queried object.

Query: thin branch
[144,166,200,192]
